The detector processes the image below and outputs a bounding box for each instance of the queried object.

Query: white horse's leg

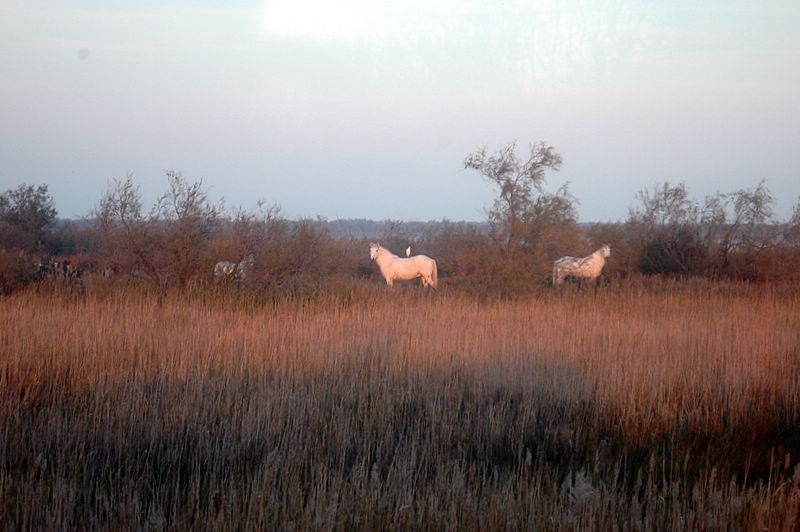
[426,274,437,290]
[553,265,562,287]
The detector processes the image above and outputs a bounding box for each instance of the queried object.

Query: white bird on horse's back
[370,242,438,289]
[553,244,611,288]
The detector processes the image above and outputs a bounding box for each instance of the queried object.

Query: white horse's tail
[431,260,438,289]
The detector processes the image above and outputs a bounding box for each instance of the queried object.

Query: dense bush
[639,225,708,276]
[0,250,36,295]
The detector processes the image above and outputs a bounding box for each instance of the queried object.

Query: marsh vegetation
[2,283,798,529]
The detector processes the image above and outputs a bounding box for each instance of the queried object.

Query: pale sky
[2,0,799,221]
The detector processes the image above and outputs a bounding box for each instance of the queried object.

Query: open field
[1,283,799,529]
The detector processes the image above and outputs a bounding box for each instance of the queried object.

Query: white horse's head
[601,244,611,258]
[369,242,380,261]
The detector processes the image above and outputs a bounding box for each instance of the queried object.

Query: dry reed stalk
[1,285,799,529]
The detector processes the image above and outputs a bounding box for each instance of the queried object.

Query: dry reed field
[2,283,800,529]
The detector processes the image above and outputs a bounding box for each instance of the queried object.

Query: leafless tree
[152,171,221,287]
[95,174,160,286]
[465,141,581,290]
[703,181,775,277]
[465,141,567,254]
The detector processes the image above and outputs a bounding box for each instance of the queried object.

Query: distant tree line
[2,143,800,295]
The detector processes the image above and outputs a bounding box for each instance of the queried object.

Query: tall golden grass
[1,283,799,529]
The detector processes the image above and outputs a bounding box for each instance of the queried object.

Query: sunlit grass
[1,283,799,529]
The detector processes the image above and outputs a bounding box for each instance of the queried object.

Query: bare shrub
[427,222,489,291]
[94,172,220,292]
[627,181,708,276]
[152,170,221,287]
[703,181,778,280]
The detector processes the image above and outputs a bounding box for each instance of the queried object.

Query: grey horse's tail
[431,260,438,290]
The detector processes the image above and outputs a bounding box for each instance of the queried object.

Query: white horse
[214,255,254,282]
[370,242,438,289]
[553,244,611,287]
